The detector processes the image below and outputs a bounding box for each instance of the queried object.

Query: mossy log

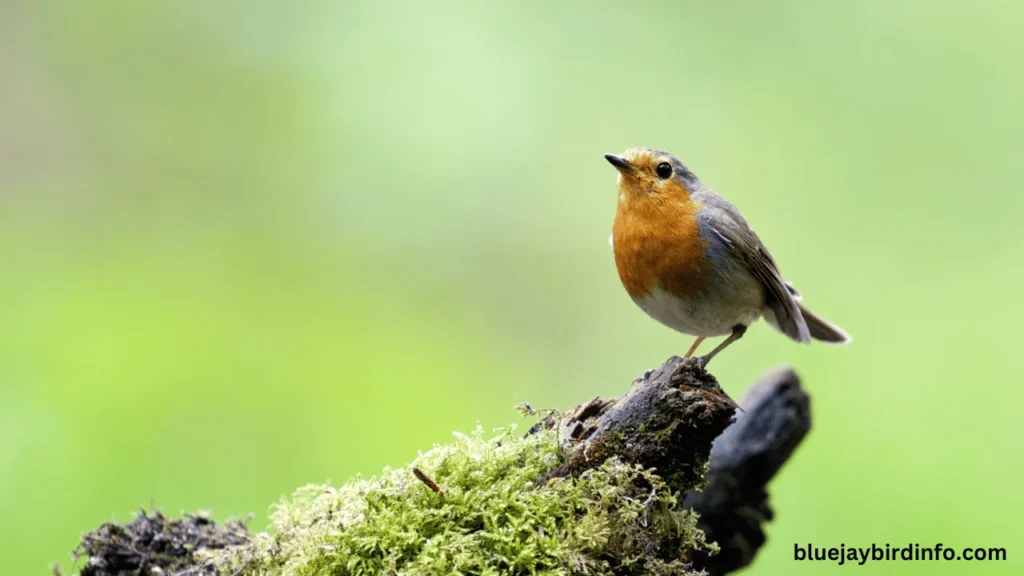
[65,357,810,576]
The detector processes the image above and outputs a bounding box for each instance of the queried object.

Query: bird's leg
[693,325,747,370]
[683,336,706,359]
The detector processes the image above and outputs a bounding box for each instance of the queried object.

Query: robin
[605,147,850,369]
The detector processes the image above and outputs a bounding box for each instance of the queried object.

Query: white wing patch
[608,234,614,249]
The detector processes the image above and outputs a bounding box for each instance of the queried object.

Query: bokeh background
[2,1,1022,574]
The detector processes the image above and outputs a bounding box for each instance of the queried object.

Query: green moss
[212,425,715,576]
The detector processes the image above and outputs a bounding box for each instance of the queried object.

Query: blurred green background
[2,1,1021,574]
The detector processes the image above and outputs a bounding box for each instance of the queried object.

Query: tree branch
[63,358,810,576]
[685,366,811,574]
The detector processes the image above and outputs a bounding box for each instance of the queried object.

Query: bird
[605,147,849,369]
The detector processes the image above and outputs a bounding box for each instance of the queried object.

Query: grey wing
[785,280,801,301]
[703,207,811,343]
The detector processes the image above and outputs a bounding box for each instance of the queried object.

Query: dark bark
[535,356,737,491]
[535,357,811,575]
[684,366,811,574]
[70,511,248,576]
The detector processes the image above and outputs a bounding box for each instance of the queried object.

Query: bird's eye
[655,162,672,179]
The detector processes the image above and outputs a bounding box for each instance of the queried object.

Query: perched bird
[606,147,849,369]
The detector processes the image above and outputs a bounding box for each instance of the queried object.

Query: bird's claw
[682,356,708,371]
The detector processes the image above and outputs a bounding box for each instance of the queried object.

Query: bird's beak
[604,153,636,175]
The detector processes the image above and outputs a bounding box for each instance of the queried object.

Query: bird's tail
[799,303,851,344]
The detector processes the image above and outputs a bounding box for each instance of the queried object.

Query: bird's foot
[682,355,708,372]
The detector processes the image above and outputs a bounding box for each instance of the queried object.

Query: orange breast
[612,197,710,300]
